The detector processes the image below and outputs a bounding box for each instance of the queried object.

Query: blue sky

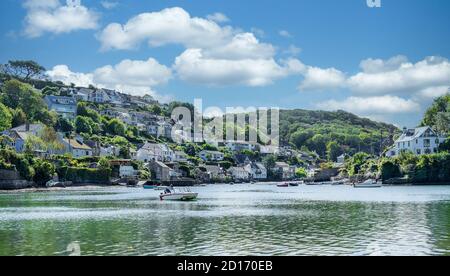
[1,0,449,127]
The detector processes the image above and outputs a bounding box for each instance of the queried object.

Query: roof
[396,126,440,143]
[200,150,224,155]
[202,165,223,174]
[10,124,43,133]
[275,162,290,167]
[64,139,92,150]
[45,95,77,105]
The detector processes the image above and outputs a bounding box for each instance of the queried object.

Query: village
[0,84,326,189]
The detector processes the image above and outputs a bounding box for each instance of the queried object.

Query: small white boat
[159,188,198,201]
[354,179,382,188]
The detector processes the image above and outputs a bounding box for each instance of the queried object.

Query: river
[0,184,449,256]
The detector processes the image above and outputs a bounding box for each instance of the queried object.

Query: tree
[56,117,73,133]
[1,79,46,120]
[75,116,93,135]
[295,167,308,178]
[32,159,56,186]
[0,103,12,131]
[149,104,163,115]
[11,108,27,128]
[97,157,111,170]
[1,60,46,80]
[106,119,126,136]
[77,102,101,122]
[42,86,60,96]
[326,141,343,162]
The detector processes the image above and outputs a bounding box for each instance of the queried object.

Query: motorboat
[289,183,299,187]
[155,186,170,191]
[277,183,289,187]
[159,188,198,201]
[354,179,382,188]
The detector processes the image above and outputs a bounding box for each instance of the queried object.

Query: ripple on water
[0,184,449,256]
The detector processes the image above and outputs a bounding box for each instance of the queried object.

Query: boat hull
[160,193,198,201]
[354,184,382,188]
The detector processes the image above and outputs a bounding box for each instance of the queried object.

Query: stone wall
[0,169,33,190]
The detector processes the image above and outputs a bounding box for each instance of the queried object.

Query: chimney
[403,127,407,134]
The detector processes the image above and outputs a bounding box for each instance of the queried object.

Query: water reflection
[0,185,449,256]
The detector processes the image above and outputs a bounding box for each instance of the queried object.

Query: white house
[387,126,447,157]
[62,138,93,158]
[228,167,250,181]
[88,89,111,103]
[199,150,225,162]
[244,163,267,180]
[119,166,138,178]
[44,96,77,119]
[173,151,189,162]
[135,148,157,163]
[224,141,259,152]
[138,142,174,162]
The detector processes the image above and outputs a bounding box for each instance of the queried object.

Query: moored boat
[159,188,198,201]
[289,183,299,187]
[277,183,289,187]
[354,179,382,188]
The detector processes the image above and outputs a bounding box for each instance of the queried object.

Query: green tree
[32,159,56,186]
[11,108,27,128]
[295,167,308,178]
[1,79,47,121]
[0,103,12,131]
[106,119,126,136]
[1,60,46,80]
[326,141,343,162]
[56,117,73,133]
[97,157,111,170]
[75,116,93,135]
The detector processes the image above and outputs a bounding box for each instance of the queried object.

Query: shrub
[32,159,56,186]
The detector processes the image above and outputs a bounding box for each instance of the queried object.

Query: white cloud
[347,56,450,95]
[101,1,118,10]
[203,33,275,60]
[279,30,292,38]
[98,7,235,50]
[298,56,450,98]
[284,45,302,56]
[93,58,172,87]
[206,12,230,23]
[416,86,450,99]
[46,58,173,102]
[23,0,99,38]
[299,67,346,91]
[316,95,420,115]
[46,64,94,87]
[174,49,303,87]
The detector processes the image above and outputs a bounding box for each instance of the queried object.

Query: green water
[0,184,449,256]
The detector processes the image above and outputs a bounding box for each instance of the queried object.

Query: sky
[0,0,449,127]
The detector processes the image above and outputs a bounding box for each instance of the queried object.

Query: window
[424,139,431,147]
[435,139,440,144]
[417,149,421,155]
[408,142,410,147]
[416,139,418,144]
[425,149,431,154]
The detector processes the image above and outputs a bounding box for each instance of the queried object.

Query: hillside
[279,109,399,159]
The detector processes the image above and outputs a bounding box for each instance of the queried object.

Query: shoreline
[1,181,450,193]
